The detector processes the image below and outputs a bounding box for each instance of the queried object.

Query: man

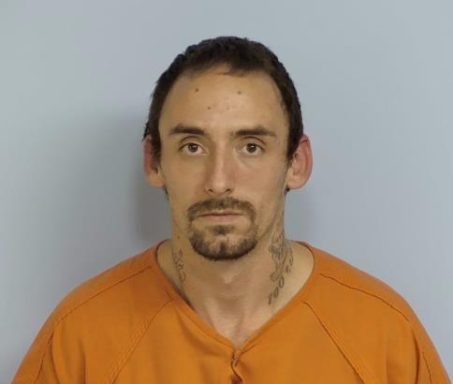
[13,36,449,383]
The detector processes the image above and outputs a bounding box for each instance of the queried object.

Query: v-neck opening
[146,238,322,352]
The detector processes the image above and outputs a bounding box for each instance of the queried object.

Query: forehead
[159,66,288,139]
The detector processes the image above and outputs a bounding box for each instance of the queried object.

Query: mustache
[187,196,256,222]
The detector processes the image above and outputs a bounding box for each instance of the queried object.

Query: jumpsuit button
[231,375,242,384]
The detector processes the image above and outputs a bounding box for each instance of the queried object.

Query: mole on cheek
[207,106,212,110]
[194,88,199,93]
[237,90,242,95]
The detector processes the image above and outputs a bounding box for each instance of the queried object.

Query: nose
[204,146,235,196]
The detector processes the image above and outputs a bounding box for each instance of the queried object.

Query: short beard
[188,225,258,261]
[183,196,259,261]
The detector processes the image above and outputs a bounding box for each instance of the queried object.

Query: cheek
[162,169,203,216]
[243,170,287,215]
[160,155,204,190]
[238,164,287,191]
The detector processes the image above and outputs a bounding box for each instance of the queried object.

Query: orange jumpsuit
[12,240,450,383]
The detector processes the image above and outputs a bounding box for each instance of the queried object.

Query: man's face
[154,66,293,261]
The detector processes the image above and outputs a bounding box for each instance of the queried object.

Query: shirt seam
[106,299,174,384]
[56,265,154,322]
[31,264,156,384]
[318,272,434,383]
[319,273,411,320]
[303,301,377,383]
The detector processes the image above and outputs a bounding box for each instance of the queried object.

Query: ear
[143,135,166,188]
[285,134,313,191]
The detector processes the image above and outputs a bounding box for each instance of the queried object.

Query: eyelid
[242,136,266,145]
[178,136,203,148]
[178,135,203,145]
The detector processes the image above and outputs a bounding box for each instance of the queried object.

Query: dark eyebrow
[234,126,277,139]
[168,125,207,137]
[167,124,277,139]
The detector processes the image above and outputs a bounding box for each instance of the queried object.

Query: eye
[180,142,203,155]
[242,142,264,155]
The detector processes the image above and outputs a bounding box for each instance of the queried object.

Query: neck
[156,216,313,347]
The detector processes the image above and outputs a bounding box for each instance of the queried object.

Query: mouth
[199,211,241,217]
[198,211,243,222]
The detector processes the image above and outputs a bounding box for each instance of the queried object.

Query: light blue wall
[1,0,452,381]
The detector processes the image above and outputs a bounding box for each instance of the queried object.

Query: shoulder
[53,243,170,321]
[306,244,415,320]
[302,243,449,383]
[12,242,172,383]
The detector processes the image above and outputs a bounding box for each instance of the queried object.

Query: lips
[199,211,241,217]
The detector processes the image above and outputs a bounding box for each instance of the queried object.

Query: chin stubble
[186,197,259,261]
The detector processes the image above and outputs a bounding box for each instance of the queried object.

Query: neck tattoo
[267,229,294,306]
[171,245,186,288]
